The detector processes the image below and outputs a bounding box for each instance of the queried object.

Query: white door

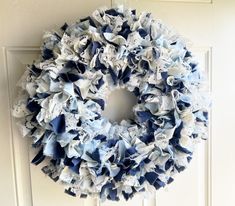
[0,0,234,206]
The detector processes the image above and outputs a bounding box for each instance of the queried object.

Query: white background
[0,0,234,206]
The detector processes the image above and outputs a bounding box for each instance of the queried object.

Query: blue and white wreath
[13,6,210,201]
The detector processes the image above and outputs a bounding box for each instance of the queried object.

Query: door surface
[1,0,234,206]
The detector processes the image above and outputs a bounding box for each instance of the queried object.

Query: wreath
[12,6,210,201]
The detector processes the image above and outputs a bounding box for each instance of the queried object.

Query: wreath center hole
[102,88,138,123]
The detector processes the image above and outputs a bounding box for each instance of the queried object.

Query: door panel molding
[111,0,212,6]
[4,46,211,206]
[154,47,212,206]
[159,0,212,3]
[4,46,40,206]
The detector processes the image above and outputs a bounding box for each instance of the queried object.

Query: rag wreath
[13,6,210,201]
